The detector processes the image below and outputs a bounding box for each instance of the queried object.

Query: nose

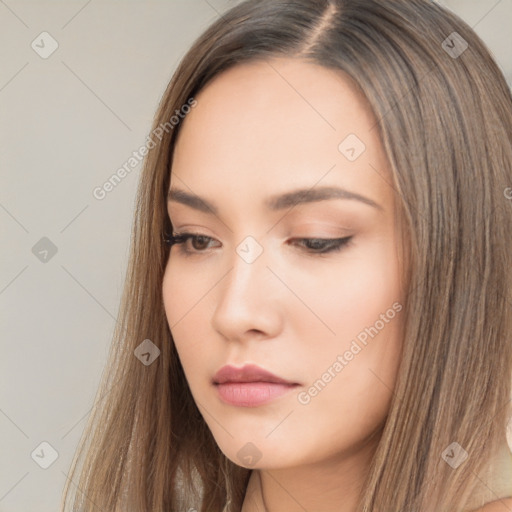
[211,238,282,343]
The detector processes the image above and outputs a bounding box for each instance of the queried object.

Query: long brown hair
[60,1,512,511]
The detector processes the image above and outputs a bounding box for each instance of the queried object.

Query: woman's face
[163,57,406,470]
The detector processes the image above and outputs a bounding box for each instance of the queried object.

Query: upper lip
[212,364,297,385]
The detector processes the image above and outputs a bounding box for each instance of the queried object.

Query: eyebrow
[167,185,382,214]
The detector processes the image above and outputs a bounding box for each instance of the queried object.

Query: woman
[60,1,512,511]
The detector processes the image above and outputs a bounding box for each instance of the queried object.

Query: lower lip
[215,382,299,407]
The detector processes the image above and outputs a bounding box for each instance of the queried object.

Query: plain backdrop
[1,1,511,511]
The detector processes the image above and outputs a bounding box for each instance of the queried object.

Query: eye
[164,232,219,253]
[292,236,353,255]
[164,232,354,256]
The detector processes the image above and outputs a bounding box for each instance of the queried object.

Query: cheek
[293,321,402,466]
[162,254,213,331]
[293,239,404,444]
[290,234,403,345]
[162,256,218,384]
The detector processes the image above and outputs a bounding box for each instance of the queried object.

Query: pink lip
[212,364,299,407]
[213,364,296,385]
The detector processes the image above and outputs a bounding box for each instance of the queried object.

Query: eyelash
[164,232,353,256]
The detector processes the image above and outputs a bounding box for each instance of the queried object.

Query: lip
[212,364,296,385]
[212,364,300,407]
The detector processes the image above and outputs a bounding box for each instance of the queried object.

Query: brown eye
[167,233,218,255]
[189,235,213,251]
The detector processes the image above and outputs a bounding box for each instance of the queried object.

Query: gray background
[1,1,511,511]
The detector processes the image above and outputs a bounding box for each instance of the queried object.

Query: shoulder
[472,497,512,511]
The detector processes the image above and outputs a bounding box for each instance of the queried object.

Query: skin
[161,56,404,511]
[478,499,512,512]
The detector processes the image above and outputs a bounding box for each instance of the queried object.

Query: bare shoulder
[472,497,512,512]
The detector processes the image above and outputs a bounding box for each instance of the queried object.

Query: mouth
[212,364,300,407]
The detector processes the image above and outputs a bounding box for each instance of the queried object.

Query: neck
[241,433,380,512]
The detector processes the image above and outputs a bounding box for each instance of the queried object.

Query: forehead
[170,57,393,215]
